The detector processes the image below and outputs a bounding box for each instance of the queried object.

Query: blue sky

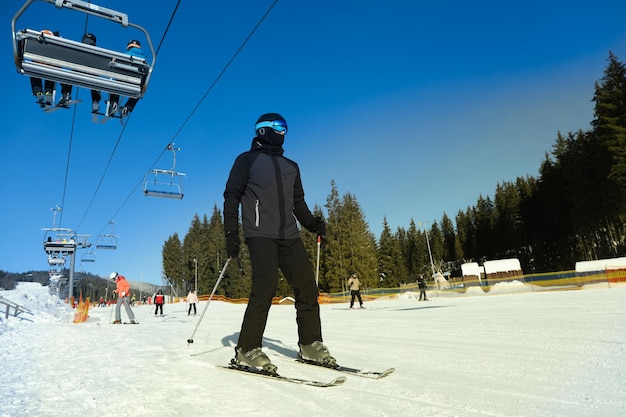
[2,0,625,285]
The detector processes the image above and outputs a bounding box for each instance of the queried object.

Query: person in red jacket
[154,289,165,317]
[110,272,137,324]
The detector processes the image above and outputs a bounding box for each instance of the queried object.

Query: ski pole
[108,300,114,323]
[315,235,321,286]
[186,258,231,345]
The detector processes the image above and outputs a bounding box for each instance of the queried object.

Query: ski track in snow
[1,282,625,417]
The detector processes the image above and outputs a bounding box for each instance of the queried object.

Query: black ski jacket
[223,138,317,240]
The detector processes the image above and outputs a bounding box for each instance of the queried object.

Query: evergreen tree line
[162,52,626,298]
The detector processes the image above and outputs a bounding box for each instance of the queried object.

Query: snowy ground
[1,281,625,417]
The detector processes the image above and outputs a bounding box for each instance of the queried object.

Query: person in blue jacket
[223,113,335,373]
[108,39,146,116]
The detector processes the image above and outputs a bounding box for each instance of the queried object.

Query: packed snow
[1,281,625,417]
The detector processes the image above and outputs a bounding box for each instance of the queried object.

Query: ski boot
[234,347,277,374]
[36,91,44,106]
[112,319,122,324]
[107,101,119,116]
[57,93,71,107]
[299,341,337,368]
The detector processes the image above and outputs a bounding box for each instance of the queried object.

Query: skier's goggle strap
[255,119,288,134]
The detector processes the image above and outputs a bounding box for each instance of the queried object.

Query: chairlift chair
[143,169,186,199]
[43,228,76,254]
[143,144,186,199]
[12,0,156,99]
[47,253,66,266]
[96,234,117,250]
[81,250,96,262]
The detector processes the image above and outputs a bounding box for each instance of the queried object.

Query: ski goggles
[255,119,288,134]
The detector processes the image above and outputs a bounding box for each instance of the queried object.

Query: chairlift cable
[74,0,182,234]
[76,0,278,245]
[168,0,279,145]
[57,7,91,227]
[138,0,280,199]
[75,122,129,233]
[155,0,181,56]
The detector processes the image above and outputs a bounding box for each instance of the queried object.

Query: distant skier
[154,289,165,317]
[347,273,364,309]
[187,289,198,316]
[418,275,428,301]
[110,272,137,324]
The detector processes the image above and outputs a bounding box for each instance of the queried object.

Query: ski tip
[377,368,395,378]
[331,376,347,385]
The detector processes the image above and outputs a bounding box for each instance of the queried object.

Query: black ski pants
[155,303,163,315]
[237,237,322,353]
[350,290,363,308]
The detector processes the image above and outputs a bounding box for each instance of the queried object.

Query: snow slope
[1,282,625,417]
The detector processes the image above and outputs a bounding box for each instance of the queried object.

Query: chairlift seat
[48,255,66,265]
[143,169,186,199]
[44,240,76,253]
[81,250,96,262]
[96,243,117,249]
[16,28,149,98]
[96,234,117,249]
[96,240,117,249]
[144,189,184,199]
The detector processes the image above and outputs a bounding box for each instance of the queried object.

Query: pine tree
[455,208,476,261]
[441,213,462,270]
[377,219,395,287]
[592,52,626,187]
[162,233,183,287]
[429,222,444,273]
[181,215,203,294]
[324,181,378,291]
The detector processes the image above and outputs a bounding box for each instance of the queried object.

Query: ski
[94,102,126,124]
[295,358,395,379]
[95,112,120,124]
[219,361,346,387]
[43,99,82,113]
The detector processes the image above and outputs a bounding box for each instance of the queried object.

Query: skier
[347,273,364,309]
[30,29,73,107]
[187,289,198,316]
[108,40,145,117]
[154,289,165,317]
[80,33,102,113]
[223,112,335,373]
[110,272,137,324]
[418,275,428,301]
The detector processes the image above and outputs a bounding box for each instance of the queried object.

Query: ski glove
[226,231,240,258]
[315,217,327,249]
